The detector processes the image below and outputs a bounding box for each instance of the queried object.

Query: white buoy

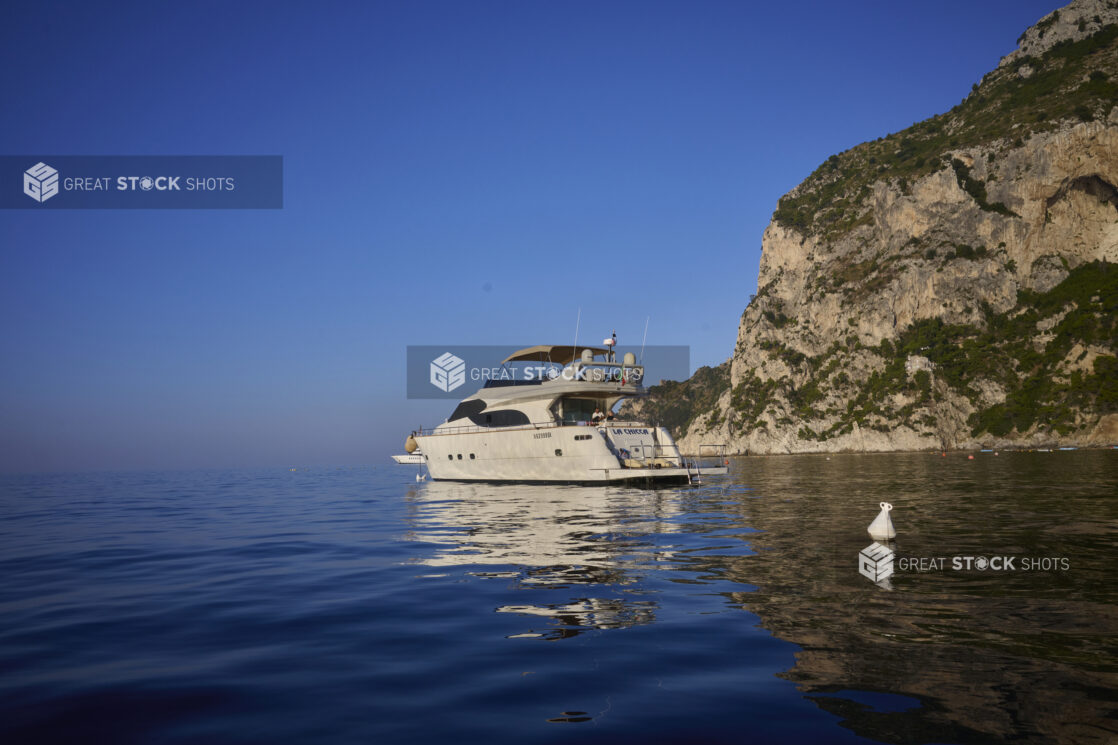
[868,502,896,541]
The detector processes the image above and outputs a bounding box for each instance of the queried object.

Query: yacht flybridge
[397,343,727,485]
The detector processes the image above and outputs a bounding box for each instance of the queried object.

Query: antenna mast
[572,308,581,355]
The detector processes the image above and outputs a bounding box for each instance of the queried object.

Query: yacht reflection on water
[404,480,682,639]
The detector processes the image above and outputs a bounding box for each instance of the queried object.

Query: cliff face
[667,0,1118,454]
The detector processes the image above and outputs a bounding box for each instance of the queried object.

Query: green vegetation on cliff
[773,24,1118,237]
[965,261,1118,436]
[626,361,730,439]
[721,261,1117,442]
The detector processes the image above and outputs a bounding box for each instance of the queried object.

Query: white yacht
[397,344,726,485]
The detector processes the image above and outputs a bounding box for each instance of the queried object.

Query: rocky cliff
[646,0,1118,454]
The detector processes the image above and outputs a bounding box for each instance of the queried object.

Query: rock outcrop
[1000,0,1118,68]
[652,1,1118,454]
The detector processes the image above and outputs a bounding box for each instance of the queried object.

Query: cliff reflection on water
[405,451,1117,744]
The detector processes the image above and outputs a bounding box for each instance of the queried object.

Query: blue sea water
[1,452,1115,744]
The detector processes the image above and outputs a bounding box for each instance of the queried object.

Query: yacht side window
[559,398,602,424]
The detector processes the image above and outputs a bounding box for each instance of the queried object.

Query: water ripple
[0,453,1114,744]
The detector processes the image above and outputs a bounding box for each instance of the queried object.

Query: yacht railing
[684,444,728,480]
[413,419,651,437]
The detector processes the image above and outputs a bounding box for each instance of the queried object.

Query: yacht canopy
[502,345,610,365]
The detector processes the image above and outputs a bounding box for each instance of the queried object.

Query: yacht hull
[414,424,725,485]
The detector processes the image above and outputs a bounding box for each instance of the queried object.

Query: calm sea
[1,451,1115,744]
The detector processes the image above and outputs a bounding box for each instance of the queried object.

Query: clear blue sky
[0,0,1060,471]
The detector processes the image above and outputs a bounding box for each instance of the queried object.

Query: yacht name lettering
[619,428,649,435]
[533,432,552,439]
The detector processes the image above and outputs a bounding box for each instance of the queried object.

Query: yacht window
[448,399,486,422]
[559,398,602,424]
[468,409,530,427]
